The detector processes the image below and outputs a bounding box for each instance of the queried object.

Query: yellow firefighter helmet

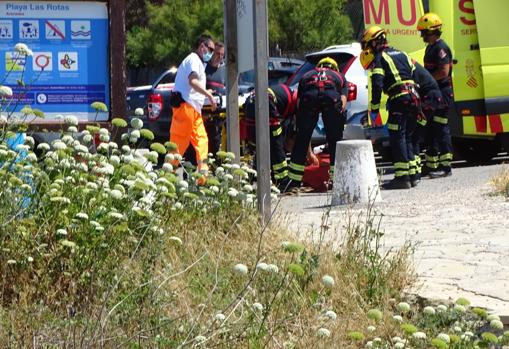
[360,49,375,70]
[417,13,443,31]
[317,57,339,71]
[361,26,386,48]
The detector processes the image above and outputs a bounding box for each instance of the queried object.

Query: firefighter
[243,83,298,183]
[282,57,348,192]
[411,60,443,185]
[417,13,454,178]
[360,26,421,189]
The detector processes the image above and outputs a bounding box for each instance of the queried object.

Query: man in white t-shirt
[170,34,217,180]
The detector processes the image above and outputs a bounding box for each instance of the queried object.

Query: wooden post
[224,0,240,163]
[253,0,271,225]
[109,0,126,120]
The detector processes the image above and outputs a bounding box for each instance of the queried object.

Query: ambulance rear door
[472,0,509,115]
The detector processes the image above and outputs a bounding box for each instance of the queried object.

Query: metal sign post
[224,0,240,162]
[253,0,271,225]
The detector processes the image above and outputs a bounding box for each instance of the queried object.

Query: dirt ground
[278,162,509,317]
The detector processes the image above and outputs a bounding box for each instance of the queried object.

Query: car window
[306,52,355,72]
[286,61,315,87]
[155,70,176,88]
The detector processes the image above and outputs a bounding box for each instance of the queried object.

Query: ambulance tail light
[347,82,357,101]
[148,93,163,120]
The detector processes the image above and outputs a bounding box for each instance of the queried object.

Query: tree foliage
[126,0,353,68]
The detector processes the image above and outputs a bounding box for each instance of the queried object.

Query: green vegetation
[126,0,353,67]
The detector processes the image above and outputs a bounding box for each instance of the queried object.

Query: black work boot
[410,174,420,187]
[382,177,411,190]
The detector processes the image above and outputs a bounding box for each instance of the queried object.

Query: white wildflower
[109,189,123,200]
[324,310,337,321]
[108,212,124,220]
[252,302,264,312]
[75,145,89,154]
[174,202,183,210]
[453,304,466,314]
[67,126,78,133]
[436,304,448,312]
[397,302,411,313]
[423,306,436,315]
[412,332,427,339]
[224,174,234,181]
[490,319,504,330]
[0,85,13,97]
[233,263,248,275]
[393,315,403,322]
[130,129,140,138]
[243,184,254,192]
[367,325,376,332]
[267,264,279,273]
[14,43,32,56]
[109,155,120,166]
[453,326,462,333]
[75,212,89,220]
[177,180,189,190]
[64,115,79,126]
[99,133,110,142]
[437,333,450,343]
[162,163,173,172]
[394,343,404,349]
[214,313,226,322]
[256,262,269,271]
[194,335,206,343]
[7,259,17,265]
[15,144,29,152]
[134,108,144,117]
[26,152,37,162]
[82,134,93,144]
[52,141,67,150]
[97,143,109,152]
[487,314,501,321]
[27,256,34,263]
[130,118,143,130]
[56,229,67,235]
[321,275,335,288]
[317,328,331,338]
[365,341,373,348]
[227,188,238,197]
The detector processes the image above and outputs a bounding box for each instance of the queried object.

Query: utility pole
[253,0,271,225]
[224,0,240,163]
[109,0,126,121]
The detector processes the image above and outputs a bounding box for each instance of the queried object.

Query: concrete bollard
[331,140,381,205]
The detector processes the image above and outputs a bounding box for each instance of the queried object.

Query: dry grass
[0,203,416,348]
[489,165,509,197]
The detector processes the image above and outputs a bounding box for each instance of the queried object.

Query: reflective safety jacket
[369,47,416,112]
[412,61,439,97]
[268,83,298,119]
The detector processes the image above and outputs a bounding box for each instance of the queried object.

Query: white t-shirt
[174,52,206,113]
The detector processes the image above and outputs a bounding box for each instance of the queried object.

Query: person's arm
[340,75,348,111]
[432,64,450,81]
[188,72,217,111]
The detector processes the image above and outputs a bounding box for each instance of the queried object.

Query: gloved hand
[369,110,381,126]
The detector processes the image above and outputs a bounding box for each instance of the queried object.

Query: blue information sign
[0,1,109,121]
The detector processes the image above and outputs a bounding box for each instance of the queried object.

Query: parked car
[285,42,370,145]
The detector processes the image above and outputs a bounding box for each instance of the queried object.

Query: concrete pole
[224,0,240,163]
[253,0,271,225]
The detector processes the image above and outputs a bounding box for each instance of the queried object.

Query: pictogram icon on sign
[45,20,65,40]
[58,52,78,71]
[20,20,39,39]
[0,21,14,39]
[33,52,53,71]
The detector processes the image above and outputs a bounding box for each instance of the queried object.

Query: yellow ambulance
[363,0,509,163]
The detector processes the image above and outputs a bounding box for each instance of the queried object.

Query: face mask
[203,52,213,63]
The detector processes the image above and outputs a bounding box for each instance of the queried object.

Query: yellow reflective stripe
[288,172,303,181]
[372,68,385,75]
[425,155,439,162]
[382,52,402,85]
[433,116,448,124]
[409,168,416,175]
[387,123,399,131]
[289,162,305,172]
[395,170,409,177]
[272,127,283,137]
[272,161,287,171]
[417,118,427,126]
[388,79,415,93]
[407,55,415,73]
[267,88,277,103]
[394,162,409,170]
[415,156,421,166]
[370,102,380,110]
[274,170,288,179]
[439,153,453,161]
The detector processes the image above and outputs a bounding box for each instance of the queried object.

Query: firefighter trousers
[288,100,345,184]
[386,94,418,181]
[170,102,209,171]
[425,86,454,173]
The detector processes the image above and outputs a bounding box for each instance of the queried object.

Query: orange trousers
[170,102,209,171]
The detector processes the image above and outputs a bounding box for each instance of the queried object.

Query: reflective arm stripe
[272,161,288,171]
[387,79,415,93]
[289,162,305,172]
[433,116,448,124]
[372,68,385,76]
[272,126,283,137]
[382,52,402,85]
[387,123,399,131]
[369,102,380,110]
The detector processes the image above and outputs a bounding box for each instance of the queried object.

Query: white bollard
[331,140,381,205]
